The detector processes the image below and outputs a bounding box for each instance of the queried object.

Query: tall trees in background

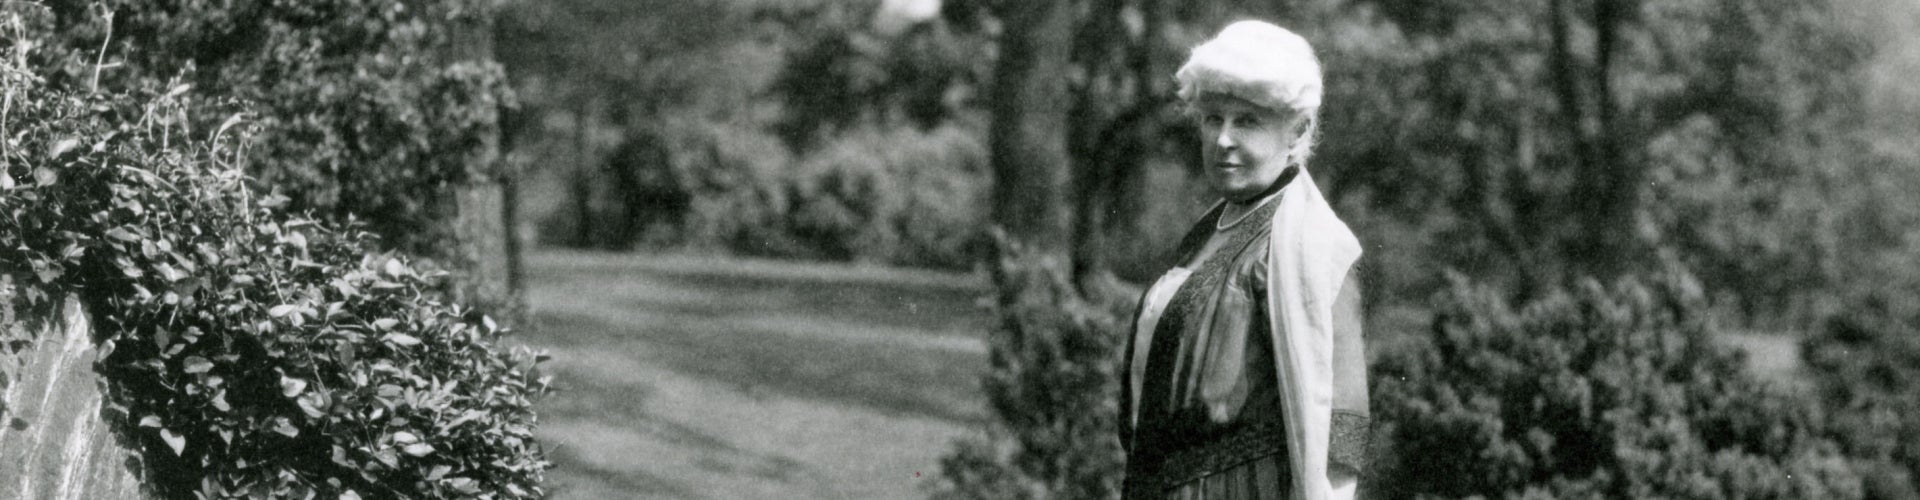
[1340,0,1878,318]
[984,1,1075,258]
[497,0,780,250]
[497,0,1902,322]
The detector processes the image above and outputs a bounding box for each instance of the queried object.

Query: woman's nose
[1214,125,1238,150]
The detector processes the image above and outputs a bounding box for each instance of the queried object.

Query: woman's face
[1192,93,1307,203]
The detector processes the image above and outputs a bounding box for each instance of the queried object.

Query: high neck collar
[1226,165,1300,206]
[1217,166,1300,229]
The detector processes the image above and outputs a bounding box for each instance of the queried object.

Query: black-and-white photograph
[3,0,1918,498]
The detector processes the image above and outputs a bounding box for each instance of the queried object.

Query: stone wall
[0,297,146,499]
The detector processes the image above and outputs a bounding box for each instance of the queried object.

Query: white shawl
[1265,168,1363,500]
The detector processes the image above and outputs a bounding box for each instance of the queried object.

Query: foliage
[1370,270,1861,499]
[932,236,1129,500]
[1,10,550,498]
[1308,0,1884,320]
[771,123,988,267]
[1803,294,1920,499]
[39,0,513,256]
[767,0,984,150]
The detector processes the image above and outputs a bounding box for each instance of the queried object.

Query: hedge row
[1,8,549,499]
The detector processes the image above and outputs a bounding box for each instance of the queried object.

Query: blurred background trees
[496,0,1918,323]
[490,0,1920,497]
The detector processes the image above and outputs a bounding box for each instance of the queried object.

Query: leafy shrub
[1804,294,1920,499]
[775,123,988,268]
[1,11,549,498]
[40,0,512,255]
[1371,271,1861,499]
[932,237,1128,500]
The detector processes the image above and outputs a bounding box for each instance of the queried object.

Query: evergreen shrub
[1370,271,1861,499]
[1804,294,1920,500]
[932,236,1128,500]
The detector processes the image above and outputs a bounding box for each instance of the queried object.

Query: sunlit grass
[514,250,992,499]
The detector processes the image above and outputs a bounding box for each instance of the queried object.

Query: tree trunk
[445,12,524,325]
[571,99,596,248]
[989,0,1076,259]
[1580,0,1637,278]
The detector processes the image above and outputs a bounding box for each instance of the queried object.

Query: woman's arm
[1328,270,1370,489]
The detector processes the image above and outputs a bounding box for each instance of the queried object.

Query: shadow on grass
[536,310,989,425]
[533,255,990,337]
[545,445,708,500]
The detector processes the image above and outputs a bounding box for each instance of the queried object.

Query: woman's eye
[1239,116,1263,128]
[1203,115,1225,127]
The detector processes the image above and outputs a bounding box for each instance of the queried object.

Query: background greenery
[5,0,1918,497]
[493,0,1920,498]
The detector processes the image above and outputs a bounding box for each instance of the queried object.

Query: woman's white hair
[1176,20,1324,167]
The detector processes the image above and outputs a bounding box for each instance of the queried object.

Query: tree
[984,1,1076,258]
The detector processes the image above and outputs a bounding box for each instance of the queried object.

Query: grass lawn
[511,250,1809,499]
[514,250,994,499]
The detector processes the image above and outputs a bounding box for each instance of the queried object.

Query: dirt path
[515,251,993,499]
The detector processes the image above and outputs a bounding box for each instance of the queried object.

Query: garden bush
[1,9,549,498]
[932,236,1129,500]
[1371,270,1861,499]
[1804,293,1920,499]
[773,123,988,268]
[39,0,512,256]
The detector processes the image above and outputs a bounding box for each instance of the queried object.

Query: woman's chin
[1214,187,1260,203]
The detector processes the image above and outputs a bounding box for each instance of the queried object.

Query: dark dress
[1121,197,1291,500]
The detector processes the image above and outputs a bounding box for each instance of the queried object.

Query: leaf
[139,415,162,428]
[393,431,419,443]
[401,443,435,457]
[269,304,299,318]
[160,428,186,455]
[258,193,291,208]
[426,465,451,481]
[49,138,79,157]
[105,227,140,242]
[341,490,362,500]
[297,392,328,418]
[214,113,247,140]
[33,167,56,186]
[280,375,308,398]
[372,318,400,330]
[0,171,14,189]
[272,418,299,437]
[182,356,214,374]
[385,334,421,346]
[157,263,188,282]
[383,258,406,277]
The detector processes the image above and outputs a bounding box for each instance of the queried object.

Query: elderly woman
[1119,21,1369,500]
